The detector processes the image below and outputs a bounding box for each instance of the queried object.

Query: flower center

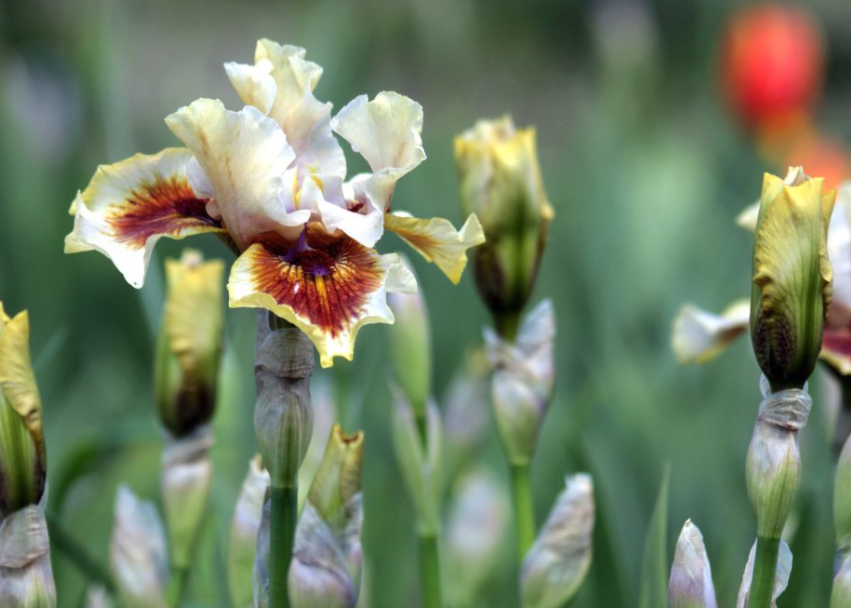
[292,249,336,277]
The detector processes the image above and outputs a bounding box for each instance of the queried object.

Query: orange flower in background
[720,4,823,129]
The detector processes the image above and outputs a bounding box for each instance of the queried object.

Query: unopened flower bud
[668,520,718,608]
[0,501,56,608]
[750,167,835,391]
[254,313,314,488]
[154,250,224,437]
[736,538,792,608]
[443,351,489,476]
[298,379,335,508]
[392,392,442,535]
[161,427,213,572]
[445,469,510,607]
[228,456,269,608]
[388,261,432,418]
[745,377,810,539]
[255,426,364,608]
[833,555,851,608]
[521,474,595,608]
[0,303,47,518]
[110,486,169,608]
[485,299,555,465]
[454,116,554,337]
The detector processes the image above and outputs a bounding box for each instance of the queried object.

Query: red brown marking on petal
[108,176,221,248]
[347,200,366,213]
[250,224,384,336]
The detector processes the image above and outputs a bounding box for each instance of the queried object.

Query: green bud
[521,474,594,608]
[750,167,835,391]
[388,260,432,418]
[228,456,269,608]
[668,520,717,608]
[486,300,555,465]
[745,379,810,539]
[454,116,554,337]
[254,314,314,488]
[0,304,46,518]
[0,503,56,608]
[154,250,224,438]
[392,393,442,535]
[161,428,213,572]
[109,486,169,608]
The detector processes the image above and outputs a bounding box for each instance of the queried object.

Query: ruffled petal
[671,300,751,364]
[228,223,415,367]
[249,40,346,181]
[224,59,277,115]
[165,99,310,250]
[64,148,224,288]
[313,174,385,248]
[384,212,485,284]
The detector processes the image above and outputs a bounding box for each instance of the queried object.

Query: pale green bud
[486,300,555,465]
[445,469,510,608]
[832,555,851,608]
[0,503,56,608]
[0,304,46,518]
[392,393,442,535]
[668,520,717,608]
[745,378,810,539]
[228,456,269,608]
[455,116,554,337]
[161,427,213,572]
[388,263,432,418]
[521,474,595,608]
[109,486,169,608]
[154,250,224,437]
[735,539,792,608]
[750,168,835,391]
[254,314,314,488]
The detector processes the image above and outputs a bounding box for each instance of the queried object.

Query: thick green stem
[419,533,443,608]
[749,535,781,608]
[269,485,298,608]
[510,463,536,559]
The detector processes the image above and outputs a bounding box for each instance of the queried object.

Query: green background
[1,0,849,606]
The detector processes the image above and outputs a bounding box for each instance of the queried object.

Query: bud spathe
[228,456,269,608]
[0,303,46,518]
[736,538,792,608]
[154,250,224,437]
[521,474,595,608]
[486,299,555,465]
[454,116,554,337]
[833,555,851,608]
[750,167,835,391]
[0,501,56,608]
[668,520,718,608]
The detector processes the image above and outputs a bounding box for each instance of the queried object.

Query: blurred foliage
[1,0,851,606]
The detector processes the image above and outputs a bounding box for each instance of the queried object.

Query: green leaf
[638,464,671,608]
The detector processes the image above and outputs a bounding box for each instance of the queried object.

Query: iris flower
[66,40,485,367]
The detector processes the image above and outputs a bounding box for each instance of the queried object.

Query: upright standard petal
[228,222,416,367]
[165,99,310,250]
[65,148,224,288]
[384,212,485,284]
[672,300,751,364]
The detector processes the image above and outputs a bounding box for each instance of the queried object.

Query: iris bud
[668,520,718,608]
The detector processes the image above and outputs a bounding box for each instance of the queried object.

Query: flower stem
[749,535,780,608]
[418,532,443,608]
[165,566,190,607]
[510,463,535,559]
[269,485,298,608]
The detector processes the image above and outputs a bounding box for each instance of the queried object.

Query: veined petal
[384,212,485,284]
[672,300,751,364]
[315,175,385,248]
[224,59,277,115]
[65,148,224,288]
[250,40,346,180]
[228,223,411,367]
[165,99,310,250]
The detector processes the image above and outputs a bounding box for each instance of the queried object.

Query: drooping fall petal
[64,148,224,288]
[165,99,310,250]
[228,223,416,367]
[672,300,751,364]
[384,212,485,284]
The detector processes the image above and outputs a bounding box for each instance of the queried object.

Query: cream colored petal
[332,92,425,175]
[384,212,485,284]
[227,224,402,368]
[737,201,759,232]
[224,59,277,115]
[672,300,751,365]
[315,174,385,249]
[830,182,851,310]
[64,148,224,288]
[165,99,310,250]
